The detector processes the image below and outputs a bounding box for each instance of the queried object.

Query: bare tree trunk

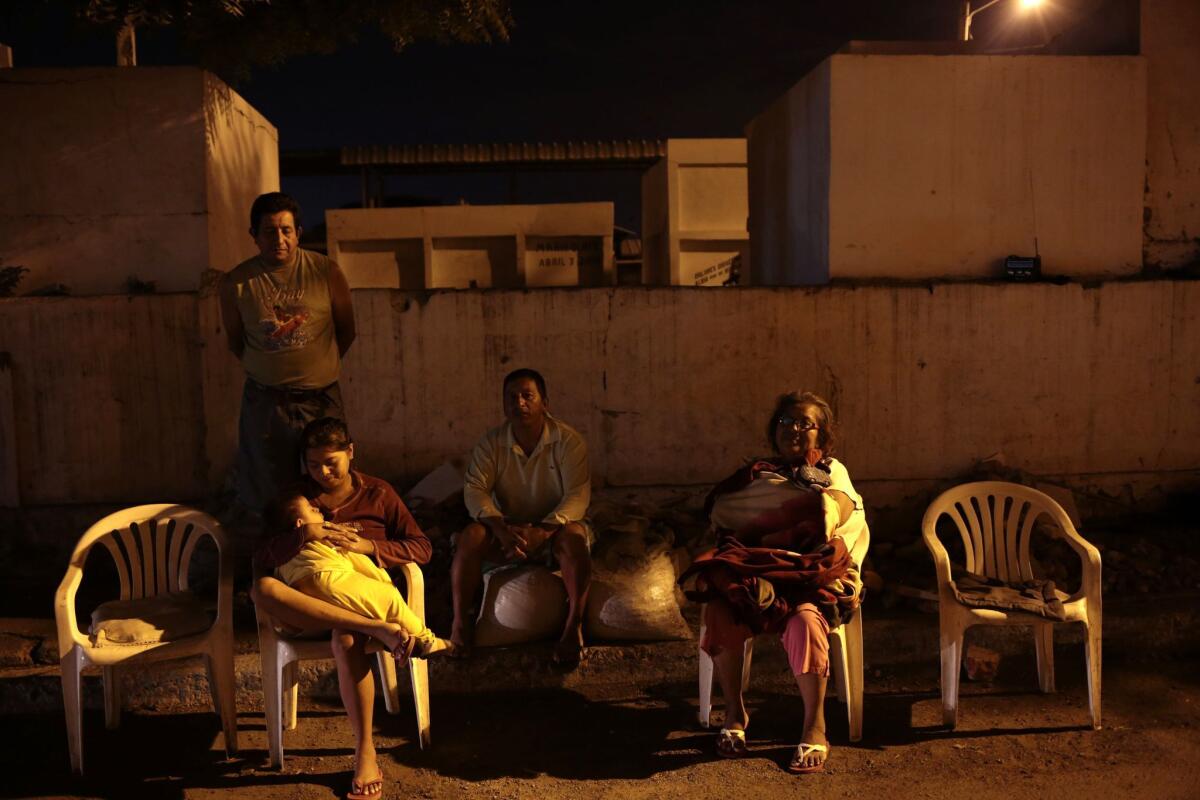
[117,20,136,66]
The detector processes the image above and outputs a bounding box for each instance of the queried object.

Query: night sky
[3,1,1115,233]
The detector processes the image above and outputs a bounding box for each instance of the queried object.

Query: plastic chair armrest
[209,524,235,631]
[54,532,102,657]
[1053,522,1103,598]
[920,518,955,589]
[54,565,88,656]
[397,562,425,619]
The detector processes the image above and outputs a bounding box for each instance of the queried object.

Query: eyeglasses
[777,416,819,431]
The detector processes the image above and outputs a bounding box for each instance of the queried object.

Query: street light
[959,0,1044,42]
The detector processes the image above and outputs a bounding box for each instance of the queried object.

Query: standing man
[452,368,592,668]
[219,192,356,514]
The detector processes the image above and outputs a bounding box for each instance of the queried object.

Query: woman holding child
[680,391,869,775]
[252,417,452,800]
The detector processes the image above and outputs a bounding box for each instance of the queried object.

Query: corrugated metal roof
[340,139,667,167]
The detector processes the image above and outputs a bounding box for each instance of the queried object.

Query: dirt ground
[7,652,1199,800]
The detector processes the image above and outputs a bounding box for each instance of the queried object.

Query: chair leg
[940,627,964,729]
[830,627,850,705]
[261,644,285,769]
[845,612,865,743]
[698,643,714,728]
[409,656,431,750]
[1085,625,1102,730]
[741,638,754,693]
[102,666,121,730]
[376,652,402,715]
[60,648,85,775]
[1034,624,1056,693]
[283,660,300,731]
[206,650,240,756]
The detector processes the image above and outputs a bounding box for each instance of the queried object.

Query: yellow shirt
[463,414,591,525]
[276,539,388,586]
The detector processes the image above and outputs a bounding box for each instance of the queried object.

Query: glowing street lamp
[959,0,1044,42]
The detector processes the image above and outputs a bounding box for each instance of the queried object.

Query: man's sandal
[346,773,384,799]
[715,727,749,758]
[787,742,828,774]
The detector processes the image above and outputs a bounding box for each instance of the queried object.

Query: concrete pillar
[1141,0,1200,270]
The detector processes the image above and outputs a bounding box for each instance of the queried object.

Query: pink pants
[701,599,831,677]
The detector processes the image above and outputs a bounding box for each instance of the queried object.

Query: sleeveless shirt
[231,249,341,389]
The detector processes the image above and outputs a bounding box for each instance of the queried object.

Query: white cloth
[709,458,869,565]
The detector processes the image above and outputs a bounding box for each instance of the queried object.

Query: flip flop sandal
[787,742,828,774]
[346,773,384,799]
[390,634,417,667]
[411,629,457,659]
[715,727,749,759]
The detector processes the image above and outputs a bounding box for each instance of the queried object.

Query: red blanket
[681,457,862,632]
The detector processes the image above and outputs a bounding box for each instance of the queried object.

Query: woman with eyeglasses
[679,391,869,775]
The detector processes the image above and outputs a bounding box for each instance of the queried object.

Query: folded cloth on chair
[90,591,213,646]
[949,568,1068,621]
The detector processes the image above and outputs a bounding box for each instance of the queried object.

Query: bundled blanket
[680,455,864,632]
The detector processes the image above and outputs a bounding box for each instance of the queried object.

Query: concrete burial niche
[326,202,614,290]
[641,139,749,286]
[747,54,1147,284]
[0,66,279,295]
[1142,0,1200,270]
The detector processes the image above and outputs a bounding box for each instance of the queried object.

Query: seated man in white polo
[451,368,592,667]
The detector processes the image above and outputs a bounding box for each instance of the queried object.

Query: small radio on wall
[1004,255,1041,281]
[1005,238,1041,281]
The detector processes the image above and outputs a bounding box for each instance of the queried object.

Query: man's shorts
[453,519,594,574]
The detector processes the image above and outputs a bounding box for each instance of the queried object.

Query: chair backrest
[70,504,227,600]
[922,482,1073,582]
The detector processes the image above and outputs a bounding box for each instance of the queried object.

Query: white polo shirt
[463,414,591,526]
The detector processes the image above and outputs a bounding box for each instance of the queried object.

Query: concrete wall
[203,74,282,279]
[2,280,1197,510]
[748,55,1147,284]
[1142,0,1200,270]
[327,203,614,290]
[641,139,748,286]
[0,67,278,295]
[0,295,208,505]
[746,61,831,286]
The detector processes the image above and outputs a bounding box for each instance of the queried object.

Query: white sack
[585,552,692,642]
[473,565,568,647]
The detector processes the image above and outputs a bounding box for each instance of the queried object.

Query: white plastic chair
[698,607,864,742]
[921,481,1102,730]
[697,518,869,742]
[54,504,238,775]
[254,562,431,768]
